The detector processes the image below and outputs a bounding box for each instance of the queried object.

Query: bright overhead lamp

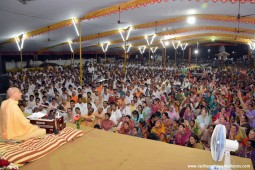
[145,34,156,45]
[20,34,26,50]
[187,9,197,15]
[150,47,158,53]
[139,46,146,54]
[172,41,181,49]
[68,40,73,53]
[160,40,165,48]
[160,40,170,48]
[211,36,215,42]
[164,35,173,40]
[194,49,199,54]
[123,44,132,53]
[180,43,188,50]
[248,42,255,50]
[101,42,110,52]
[15,37,21,51]
[72,17,79,36]
[127,44,131,53]
[119,27,132,41]
[187,16,196,24]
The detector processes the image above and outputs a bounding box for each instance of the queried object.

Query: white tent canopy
[0,0,254,53]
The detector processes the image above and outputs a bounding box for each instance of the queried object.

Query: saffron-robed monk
[0,87,46,141]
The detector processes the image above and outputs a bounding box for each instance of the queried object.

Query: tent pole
[175,49,177,66]
[124,39,127,75]
[104,52,106,64]
[71,52,74,67]
[148,48,150,68]
[20,49,23,75]
[182,50,184,64]
[79,21,82,86]
[96,52,98,64]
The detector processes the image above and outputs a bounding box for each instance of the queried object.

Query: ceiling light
[72,17,79,37]
[150,47,158,53]
[20,34,26,50]
[165,41,170,46]
[101,42,109,52]
[127,44,131,53]
[160,40,165,48]
[139,46,146,54]
[187,9,197,15]
[15,37,21,51]
[194,49,199,54]
[68,40,73,53]
[187,16,196,24]
[248,42,255,50]
[145,34,156,45]
[180,43,188,50]
[172,41,181,49]
[119,27,132,41]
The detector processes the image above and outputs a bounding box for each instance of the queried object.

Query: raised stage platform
[21,125,253,170]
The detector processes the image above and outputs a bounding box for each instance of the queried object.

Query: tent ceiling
[0,0,254,54]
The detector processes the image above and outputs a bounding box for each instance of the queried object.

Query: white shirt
[88,67,94,73]
[75,102,87,114]
[125,95,133,104]
[110,109,122,125]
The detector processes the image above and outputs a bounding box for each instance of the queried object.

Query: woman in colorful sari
[227,124,247,150]
[100,113,116,131]
[242,140,255,168]
[243,129,255,146]
[215,107,230,123]
[130,127,141,137]
[159,100,167,114]
[183,105,195,122]
[175,122,191,146]
[169,120,179,143]
[196,107,212,134]
[142,101,151,121]
[118,122,131,135]
[186,134,205,150]
[151,120,167,142]
[124,115,135,130]
[137,118,151,139]
[189,120,202,137]
[201,124,215,150]
[167,105,180,120]
[239,114,251,136]
[131,110,142,127]
[161,112,173,135]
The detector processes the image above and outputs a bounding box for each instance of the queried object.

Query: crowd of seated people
[7,62,255,166]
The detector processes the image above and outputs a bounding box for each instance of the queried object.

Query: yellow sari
[151,121,167,142]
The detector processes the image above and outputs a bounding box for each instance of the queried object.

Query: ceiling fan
[232,1,255,35]
[115,6,129,25]
[46,26,56,42]
[18,0,35,5]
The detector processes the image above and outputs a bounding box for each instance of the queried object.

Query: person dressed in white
[110,103,122,125]
[88,64,95,74]
[75,97,86,114]
[125,90,133,105]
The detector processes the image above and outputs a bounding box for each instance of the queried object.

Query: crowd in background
[7,62,255,166]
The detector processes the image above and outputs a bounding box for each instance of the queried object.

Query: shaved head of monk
[7,87,22,101]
